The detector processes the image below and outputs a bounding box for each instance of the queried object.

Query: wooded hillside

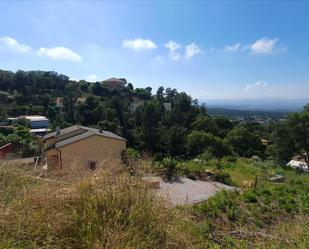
[0,69,308,163]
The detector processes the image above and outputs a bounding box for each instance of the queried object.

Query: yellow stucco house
[43,125,126,174]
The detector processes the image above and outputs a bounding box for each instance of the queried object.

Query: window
[88,161,97,171]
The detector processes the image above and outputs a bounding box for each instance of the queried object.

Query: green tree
[304,103,309,112]
[158,125,187,156]
[0,133,7,146]
[187,131,219,156]
[137,100,162,152]
[193,115,219,135]
[91,82,110,97]
[134,88,152,100]
[224,127,264,157]
[156,86,165,102]
[127,83,134,91]
[213,116,234,138]
[76,95,99,125]
[269,122,295,162]
[6,133,20,145]
[286,111,309,162]
[63,82,80,123]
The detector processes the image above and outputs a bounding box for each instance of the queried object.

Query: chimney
[99,127,103,133]
[56,126,61,136]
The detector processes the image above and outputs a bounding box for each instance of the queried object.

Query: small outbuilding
[43,125,126,175]
[7,115,50,136]
[23,115,49,129]
[287,159,308,171]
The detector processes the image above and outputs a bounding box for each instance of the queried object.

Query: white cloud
[165,40,181,51]
[165,40,181,60]
[185,43,201,59]
[222,38,285,55]
[85,74,98,82]
[123,38,157,51]
[250,38,279,55]
[0,36,31,53]
[224,43,241,52]
[243,81,268,92]
[37,46,82,62]
[165,41,201,60]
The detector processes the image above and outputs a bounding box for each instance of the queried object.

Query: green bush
[243,190,258,203]
[194,191,239,220]
[223,155,237,163]
[126,148,141,160]
[278,196,298,213]
[162,157,178,182]
[211,171,233,185]
[197,151,213,161]
[198,221,211,236]
[185,171,198,180]
[226,205,240,221]
[178,160,207,178]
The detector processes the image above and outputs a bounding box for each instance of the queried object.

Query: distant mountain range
[202,98,309,112]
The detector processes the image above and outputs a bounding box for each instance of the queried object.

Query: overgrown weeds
[186,178,309,248]
[1,160,308,248]
[0,164,39,207]
[0,164,207,249]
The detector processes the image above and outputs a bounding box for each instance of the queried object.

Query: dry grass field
[0,160,308,249]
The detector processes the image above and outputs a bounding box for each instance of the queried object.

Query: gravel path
[144,176,236,206]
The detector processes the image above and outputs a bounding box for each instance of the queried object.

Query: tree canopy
[0,69,307,163]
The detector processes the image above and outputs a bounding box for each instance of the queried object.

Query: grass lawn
[223,160,260,186]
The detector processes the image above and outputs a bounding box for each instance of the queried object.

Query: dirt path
[144,176,236,206]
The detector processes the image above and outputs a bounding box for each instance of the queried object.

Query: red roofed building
[102,78,126,89]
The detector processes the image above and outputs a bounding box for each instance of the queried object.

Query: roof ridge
[44,125,126,142]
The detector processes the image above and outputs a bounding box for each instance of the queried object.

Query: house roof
[103,78,126,84]
[44,125,126,148]
[79,126,126,141]
[7,116,49,122]
[30,128,51,133]
[44,125,81,140]
[23,115,49,121]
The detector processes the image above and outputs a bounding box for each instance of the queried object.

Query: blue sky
[1,1,309,100]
